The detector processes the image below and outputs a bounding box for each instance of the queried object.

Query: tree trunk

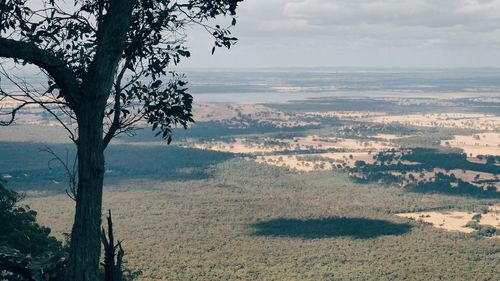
[69,101,106,281]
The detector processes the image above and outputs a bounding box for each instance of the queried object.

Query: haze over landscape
[0,1,499,281]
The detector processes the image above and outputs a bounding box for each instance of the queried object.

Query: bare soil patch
[397,206,500,237]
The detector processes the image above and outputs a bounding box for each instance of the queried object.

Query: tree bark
[66,0,135,273]
[69,101,106,281]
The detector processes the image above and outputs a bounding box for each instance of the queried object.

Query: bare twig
[0,65,77,141]
[39,146,78,201]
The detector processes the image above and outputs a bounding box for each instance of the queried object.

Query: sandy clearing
[190,134,396,172]
[436,169,499,182]
[368,113,500,131]
[254,155,334,172]
[393,168,499,191]
[441,133,500,157]
[190,138,283,154]
[192,103,314,128]
[189,135,396,155]
[289,135,395,151]
[254,152,376,172]
[372,134,412,140]
[301,111,387,119]
[192,103,241,121]
[398,211,476,233]
[397,206,500,237]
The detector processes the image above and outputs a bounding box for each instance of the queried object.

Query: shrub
[0,181,61,256]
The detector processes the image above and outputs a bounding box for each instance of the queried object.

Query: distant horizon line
[177,66,500,71]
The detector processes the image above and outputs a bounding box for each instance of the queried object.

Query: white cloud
[283,0,500,29]
[180,0,500,67]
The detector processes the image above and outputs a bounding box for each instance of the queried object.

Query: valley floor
[27,160,499,281]
[3,93,499,280]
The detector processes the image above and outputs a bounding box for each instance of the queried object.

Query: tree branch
[40,146,78,201]
[0,101,28,126]
[0,65,77,140]
[102,59,130,149]
[0,38,80,107]
[82,0,136,104]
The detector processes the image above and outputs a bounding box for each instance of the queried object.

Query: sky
[183,0,500,68]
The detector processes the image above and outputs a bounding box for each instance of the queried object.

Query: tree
[0,0,241,280]
[0,180,60,256]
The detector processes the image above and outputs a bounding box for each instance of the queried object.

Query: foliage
[0,245,68,281]
[0,0,242,142]
[465,221,500,238]
[0,180,60,256]
[401,148,499,174]
[349,148,499,198]
[408,173,499,199]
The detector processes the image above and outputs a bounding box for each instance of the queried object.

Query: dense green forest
[17,158,499,280]
[349,148,499,198]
